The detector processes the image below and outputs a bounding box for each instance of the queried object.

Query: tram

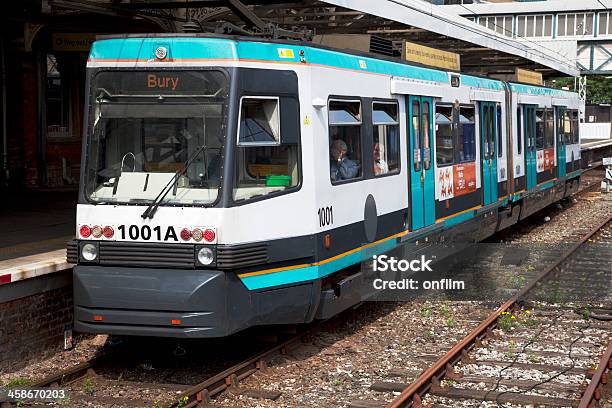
[67,34,582,337]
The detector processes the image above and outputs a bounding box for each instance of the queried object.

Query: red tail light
[103,226,114,238]
[92,225,103,238]
[79,225,91,238]
[203,228,215,242]
[180,228,191,241]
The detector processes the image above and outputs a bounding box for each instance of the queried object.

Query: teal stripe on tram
[90,37,239,61]
[509,83,575,99]
[240,234,397,290]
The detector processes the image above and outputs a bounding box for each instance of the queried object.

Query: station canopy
[45,0,580,78]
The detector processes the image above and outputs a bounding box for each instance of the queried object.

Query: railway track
[357,214,611,408]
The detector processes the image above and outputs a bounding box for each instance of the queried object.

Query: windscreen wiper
[141,145,206,219]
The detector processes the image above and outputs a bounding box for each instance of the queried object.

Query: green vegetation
[4,377,29,387]
[440,304,451,317]
[582,306,590,321]
[497,311,517,332]
[548,76,612,105]
[83,377,94,395]
[420,306,432,318]
[175,396,189,408]
[509,274,527,289]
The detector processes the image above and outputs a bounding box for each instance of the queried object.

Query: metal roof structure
[40,0,581,77]
[439,0,612,75]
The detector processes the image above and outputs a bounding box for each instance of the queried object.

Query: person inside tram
[373,142,389,175]
[330,139,359,181]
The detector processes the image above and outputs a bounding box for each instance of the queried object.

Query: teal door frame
[479,102,498,205]
[523,105,537,190]
[408,95,435,230]
[556,106,567,178]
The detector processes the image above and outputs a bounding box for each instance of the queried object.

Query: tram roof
[90,34,578,99]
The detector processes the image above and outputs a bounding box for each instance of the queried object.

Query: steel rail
[388,213,612,408]
[578,340,612,408]
[174,327,317,408]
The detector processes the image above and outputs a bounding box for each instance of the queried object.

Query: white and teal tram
[67,34,582,337]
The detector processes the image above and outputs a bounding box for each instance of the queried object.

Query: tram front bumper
[73,265,253,338]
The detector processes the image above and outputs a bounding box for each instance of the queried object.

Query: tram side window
[372,101,400,176]
[570,110,579,144]
[517,107,522,154]
[422,101,431,170]
[497,105,503,157]
[457,106,476,163]
[412,101,421,172]
[234,96,300,202]
[488,105,495,158]
[329,100,362,183]
[545,108,554,148]
[435,105,454,166]
[535,109,545,149]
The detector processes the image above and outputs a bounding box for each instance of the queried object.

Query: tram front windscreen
[84,70,229,206]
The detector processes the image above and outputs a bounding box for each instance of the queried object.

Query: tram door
[479,102,498,205]
[556,107,566,178]
[408,96,435,230]
[523,105,537,189]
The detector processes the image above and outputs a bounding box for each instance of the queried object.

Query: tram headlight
[196,247,215,266]
[81,243,99,262]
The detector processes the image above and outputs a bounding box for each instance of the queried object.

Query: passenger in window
[373,143,389,175]
[330,139,359,181]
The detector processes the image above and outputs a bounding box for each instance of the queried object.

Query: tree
[547,76,612,105]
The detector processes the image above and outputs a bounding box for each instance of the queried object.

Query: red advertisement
[543,147,555,171]
[453,162,477,197]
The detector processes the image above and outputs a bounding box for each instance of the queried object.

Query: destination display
[93,70,228,96]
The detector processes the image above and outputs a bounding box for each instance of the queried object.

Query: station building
[1,5,169,190]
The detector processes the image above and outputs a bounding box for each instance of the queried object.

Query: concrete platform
[0,190,76,259]
[581,138,612,151]
[0,190,75,282]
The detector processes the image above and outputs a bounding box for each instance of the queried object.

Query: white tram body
[68,35,582,337]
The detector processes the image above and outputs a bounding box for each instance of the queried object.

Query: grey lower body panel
[73,266,315,338]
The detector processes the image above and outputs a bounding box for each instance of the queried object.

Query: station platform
[581,138,612,152]
[0,190,76,284]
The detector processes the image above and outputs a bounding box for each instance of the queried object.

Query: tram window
[545,109,554,148]
[535,109,545,149]
[435,105,453,166]
[557,110,563,145]
[571,110,579,144]
[497,105,503,158]
[422,101,431,170]
[482,105,490,159]
[234,96,300,201]
[457,106,476,163]
[488,105,495,158]
[238,97,280,145]
[562,111,570,144]
[329,100,362,183]
[517,107,522,154]
[372,102,400,176]
[412,101,421,172]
